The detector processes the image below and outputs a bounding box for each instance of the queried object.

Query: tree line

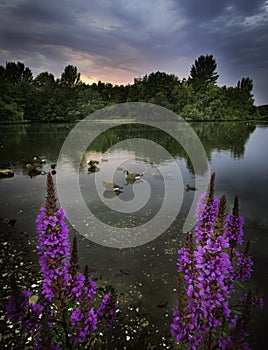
[0,55,262,123]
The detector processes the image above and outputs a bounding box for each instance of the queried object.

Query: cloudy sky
[0,0,267,105]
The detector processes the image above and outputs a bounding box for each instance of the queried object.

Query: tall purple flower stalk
[6,172,117,349]
[171,173,263,349]
[36,206,71,302]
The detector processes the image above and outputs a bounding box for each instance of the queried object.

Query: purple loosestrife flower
[225,196,253,284]
[191,234,233,323]
[171,173,263,349]
[70,273,85,298]
[195,173,219,244]
[214,195,227,237]
[225,290,253,350]
[97,294,110,317]
[6,284,45,337]
[45,172,58,216]
[6,294,29,323]
[6,296,17,321]
[239,289,264,310]
[22,302,44,335]
[225,195,244,249]
[177,233,196,285]
[235,240,253,282]
[36,206,71,301]
[68,269,96,300]
[69,265,98,343]
[6,275,31,322]
[171,308,203,349]
[97,286,117,329]
[7,172,117,348]
[171,274,204,348]
[192,176,233,328]
[252,289,264,309]
[35,171,71,301]
[83,264,97,302]
[70,305,97,343]
[32,299,60,350]
[67,237,97,301]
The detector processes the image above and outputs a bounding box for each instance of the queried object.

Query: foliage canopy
[0,55,261,123]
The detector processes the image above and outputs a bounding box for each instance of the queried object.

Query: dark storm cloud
[175,0,265,19]
[168,0,268,103]
[0,0,74,51]
[11,1,72,23]
[0,0,267,104]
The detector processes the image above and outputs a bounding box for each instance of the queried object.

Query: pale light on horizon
[80,72,134,86]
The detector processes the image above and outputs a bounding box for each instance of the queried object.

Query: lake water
[0,120,268,349]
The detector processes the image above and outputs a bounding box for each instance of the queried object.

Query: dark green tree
[175,79,194,114]
[127,71,180,111]
[34,72,55,88]
[60,65,80,88]
[0,77,25,122]
[112,84,130,103]
[0,81,24,123]
[3,61,33,84]
[220,86,256,119]
[258,105,268,118]
[30,72,57,121]
[190,54,219,90]
[0,65,5,80]
[67,84,106,118]
[237,77,253,95]
[127,78,144,102]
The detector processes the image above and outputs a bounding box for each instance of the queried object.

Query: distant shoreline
[0,117,267,126]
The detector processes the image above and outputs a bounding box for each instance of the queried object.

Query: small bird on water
[123,170,144,181]
[33,156,46,163]
[185,184,197,191]
[102,181,123,192]
[88,160,99,168]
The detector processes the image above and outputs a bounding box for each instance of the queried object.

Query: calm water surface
[0,121,268,349]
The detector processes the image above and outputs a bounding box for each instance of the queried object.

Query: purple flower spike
[36,206,71,301]
[70,307,97,343]
[171,173,263,349]
[97,287,117,329]
[225,195,244,248]
[6,173,117,348]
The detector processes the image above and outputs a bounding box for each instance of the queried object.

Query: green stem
[62,306,72,349]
